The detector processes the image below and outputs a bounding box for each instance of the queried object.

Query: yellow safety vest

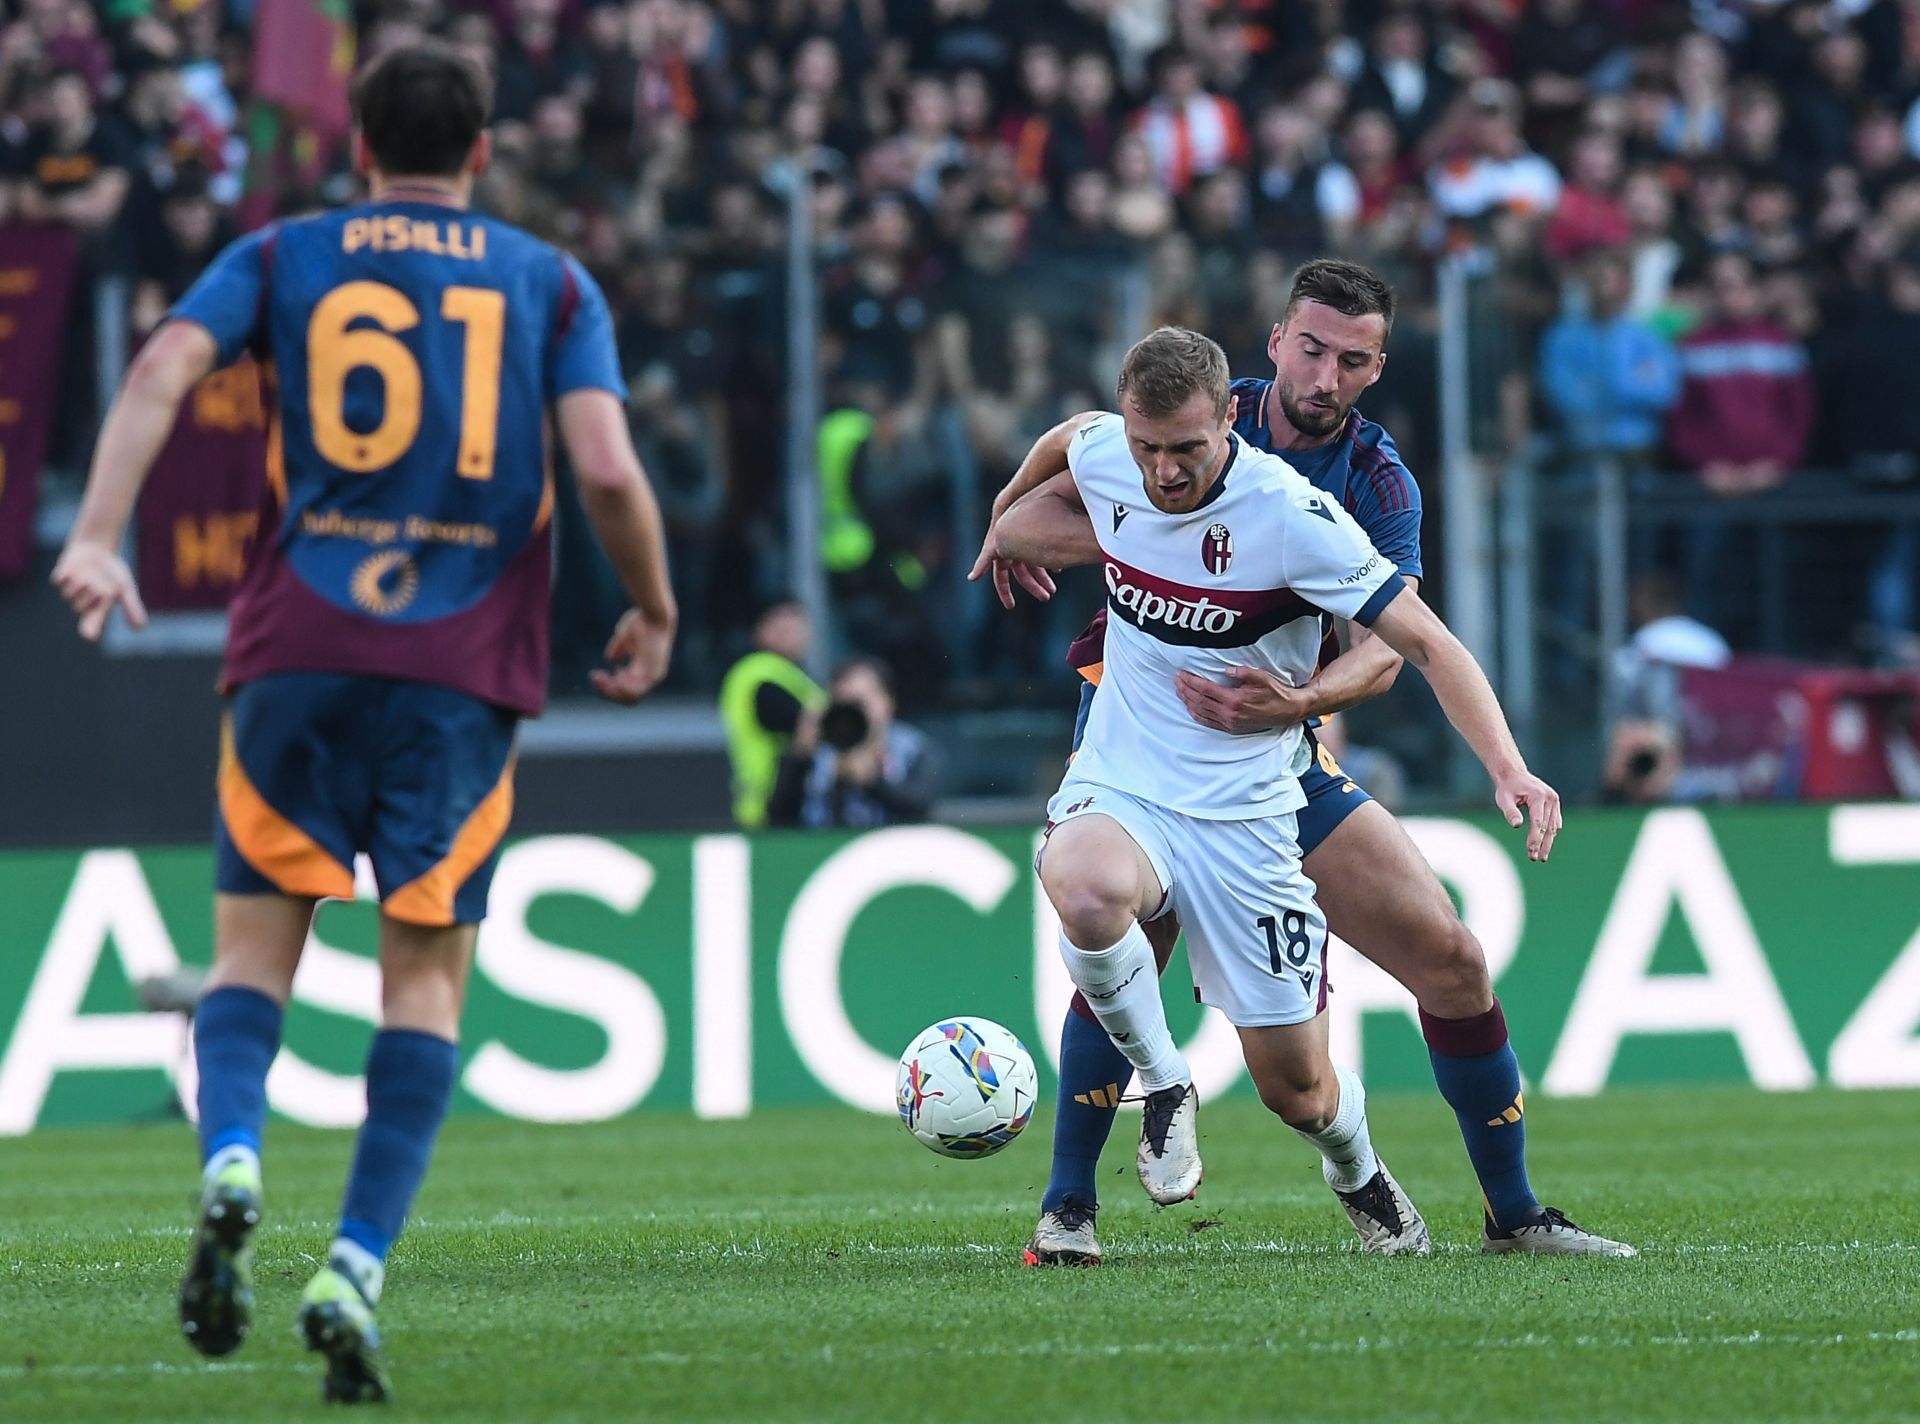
[718,651,825,829]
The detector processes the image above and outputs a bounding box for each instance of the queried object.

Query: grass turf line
[2,1084,1916,1422]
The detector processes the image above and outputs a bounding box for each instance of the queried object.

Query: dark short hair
[1286,258,1397,333]
[351,41,491,179]
[1116,326,1231,421]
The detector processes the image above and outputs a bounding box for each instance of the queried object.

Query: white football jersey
[1065,411,1404,820]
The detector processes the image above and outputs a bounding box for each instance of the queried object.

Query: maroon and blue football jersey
[169,198,625,716]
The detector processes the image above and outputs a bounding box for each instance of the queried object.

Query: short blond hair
[1116,326,1230,421]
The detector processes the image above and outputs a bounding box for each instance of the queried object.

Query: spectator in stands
[1668,249,1815,638]
[1349,9,1457,148]
[130,164,229,336]
[16,67,129,238]
[1670,250,1813,495]
[823,193,933,403]
[767,656,938,829]
[492,0,591,125]
[1621,164,1685,326]
[1041,49,1119,199]
[1429,79,1561,225]
[1539,247,1680,455]
[1724,78,1798,192]
[1250,102,1360,256]
[719,599,826,831]
[1603,569,1732,804]
[1742,177,1806,269]
[1512,0,1630,158]
[1543,127,1631,264]
[1660,30,1728,158]
[1675,161,1747,273]
[1791,30,1872,171]
[1131,46,1248,197]
[1106,129,1175,241]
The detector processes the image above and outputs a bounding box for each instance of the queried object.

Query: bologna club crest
[1202,523,1233,575]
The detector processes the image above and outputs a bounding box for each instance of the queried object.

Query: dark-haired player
[53,42,676,1402]
[974,259,1633,1264]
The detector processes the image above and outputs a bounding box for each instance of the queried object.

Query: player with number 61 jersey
[174,196,621,717]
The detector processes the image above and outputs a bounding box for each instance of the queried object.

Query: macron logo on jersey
[1113,503,1130,532]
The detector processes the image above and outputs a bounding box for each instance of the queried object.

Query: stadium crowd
[5,0,1920,710]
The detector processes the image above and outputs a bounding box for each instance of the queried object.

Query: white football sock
[1296,1065,1379,1192]
[1058,923,1189,1093]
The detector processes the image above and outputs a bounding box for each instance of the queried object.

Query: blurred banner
[2,805,1918,1133]
[135,359,267,610]
[0,224,78,581]
[238,0,354,229]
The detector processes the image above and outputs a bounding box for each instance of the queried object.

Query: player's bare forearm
[993,471,1099,569]
[1369,588,1522,776]
[1369,585,1561,859]
[579,478,675,621]
[69,321,217,548]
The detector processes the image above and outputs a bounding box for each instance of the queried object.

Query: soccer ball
[895,1017,1038,1159]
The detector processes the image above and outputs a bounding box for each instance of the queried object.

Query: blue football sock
[193,986,283,1163]
[338,1029,459,1261]
[1421,1000,1539,1229]
[1041,998,1133,1213]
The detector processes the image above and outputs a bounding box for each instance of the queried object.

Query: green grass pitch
[3,1084,1916,1422]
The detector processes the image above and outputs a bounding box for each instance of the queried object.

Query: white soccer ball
[895,1017,1038,1159]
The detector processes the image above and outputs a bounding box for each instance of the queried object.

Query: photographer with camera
[767,657,939,829]
[1603,570,1731,803]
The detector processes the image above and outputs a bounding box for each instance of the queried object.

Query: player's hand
[1494,768,1562,862]
[51,540,147,643]
[591,607,674,705]
[966,523,1056,609]
[1174,666,1310,734]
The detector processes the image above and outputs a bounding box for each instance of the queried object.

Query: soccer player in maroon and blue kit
[53,43,676,1402]
[974,260,1634,1263]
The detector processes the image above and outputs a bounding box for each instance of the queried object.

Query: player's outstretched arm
[1367,585,1563,862]
[52,320,219,641]
[557,389,678,706]
[1176,575,1424,733]
[966,410,1102,605]
[977,471,1101,608]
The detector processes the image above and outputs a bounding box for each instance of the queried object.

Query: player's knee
[1412,915,1492,1016]
[1253,1069,1337,1132]
[1043,854,1140,948]
[1051,878,1137,948]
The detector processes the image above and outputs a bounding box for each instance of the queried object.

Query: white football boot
[1331,1158,1432,1256]
[1023,1198,1102,1267]
[1483,1206,1637,1257]
[1137,1083,1202,1205]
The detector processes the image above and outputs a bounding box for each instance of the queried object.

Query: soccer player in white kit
[1018,327,1562,1251]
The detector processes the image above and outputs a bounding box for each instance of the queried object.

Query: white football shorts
[1043,775,1330,1027]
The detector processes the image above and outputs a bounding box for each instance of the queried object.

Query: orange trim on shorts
[217,716,355,901]
[1077,660,1104,687]
[382,756,517,926]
